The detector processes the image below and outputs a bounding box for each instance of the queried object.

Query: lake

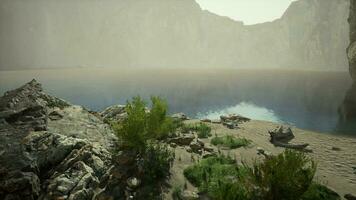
[0,68,354,135]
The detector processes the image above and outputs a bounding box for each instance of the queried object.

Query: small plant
[211,135,251,149]
[115,96,178,152]
[196,123,212,138]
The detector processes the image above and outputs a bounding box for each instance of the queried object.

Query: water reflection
[197,102,284,123]
[0,68,353,135]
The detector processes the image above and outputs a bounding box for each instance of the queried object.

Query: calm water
[0,68,354,135]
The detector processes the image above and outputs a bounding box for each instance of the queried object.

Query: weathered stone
[49,110,63,121]
[189,141,203,154]
[0,80,117,200]
[345,193,356,200]
[200,119,211,123]
[126,177,141,189]
[100,105,126,122]
[169,135,195,146]
[171,113,188,120]
[332,146,342,151]
[180,190,199,200]
[220,114,250,123]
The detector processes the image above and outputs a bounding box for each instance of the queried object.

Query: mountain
[0,0,350,70]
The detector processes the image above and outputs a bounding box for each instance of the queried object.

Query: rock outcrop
[0,80,117,200]
[0,0,349,71]
[340,0,356,121]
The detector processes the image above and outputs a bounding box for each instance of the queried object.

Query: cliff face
[340,0,356,121]
[348,0,356,80]
[0,0,350,70]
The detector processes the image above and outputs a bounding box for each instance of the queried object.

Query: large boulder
[0,80,117,200]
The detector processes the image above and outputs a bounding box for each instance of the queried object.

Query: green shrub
[116,96,178,152]
[249,150,317,200]
[211,135,250,149]
[196,123,212,138]
[184,150,319,200]
[183,155,250,199]
[118,96,148,152]
[142,142,175,184]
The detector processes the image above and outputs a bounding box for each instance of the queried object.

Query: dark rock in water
[345,194,356,200]
[0,80,118,200]
[269,126,309,150]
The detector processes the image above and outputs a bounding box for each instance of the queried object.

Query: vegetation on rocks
[113,96,177,152]
[211,135,251,149]
[112,96,176,198]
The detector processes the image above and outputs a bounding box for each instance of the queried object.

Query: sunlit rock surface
[0,80,117,200]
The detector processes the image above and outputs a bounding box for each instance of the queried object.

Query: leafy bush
[117,96,148,152]
[249,150,317,200]
[196,123,212,138]
[141,142,175,183]
[115,96,178,152]
[211,135,250,149]
[184,150,320,200]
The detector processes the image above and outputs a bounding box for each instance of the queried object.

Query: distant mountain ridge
[0,0,349,70]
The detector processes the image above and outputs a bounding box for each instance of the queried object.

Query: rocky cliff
[0,0,349,70]
[0,80,118,200]
[340,0,356,121]
[348,0,356,80]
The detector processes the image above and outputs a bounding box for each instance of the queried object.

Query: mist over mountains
[0,0,350,70]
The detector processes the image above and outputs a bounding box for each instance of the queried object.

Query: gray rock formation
[340,0,356,122]
[0,0,349,71]
[0,80,118,200]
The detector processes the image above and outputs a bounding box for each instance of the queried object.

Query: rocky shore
[0,80,355,200]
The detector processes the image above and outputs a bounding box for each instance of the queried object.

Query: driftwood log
[269,126,309,150]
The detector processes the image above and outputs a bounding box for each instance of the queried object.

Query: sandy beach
[165,119,356,199]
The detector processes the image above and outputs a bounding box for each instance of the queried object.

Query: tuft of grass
[211,135,250,149]
[181,123,212,138]
[183,155,249,199]
[249,149,317,200]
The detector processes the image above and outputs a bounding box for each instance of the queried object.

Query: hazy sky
[195,0,296,25]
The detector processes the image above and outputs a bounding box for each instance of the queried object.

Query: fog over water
[0,68,353,135]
